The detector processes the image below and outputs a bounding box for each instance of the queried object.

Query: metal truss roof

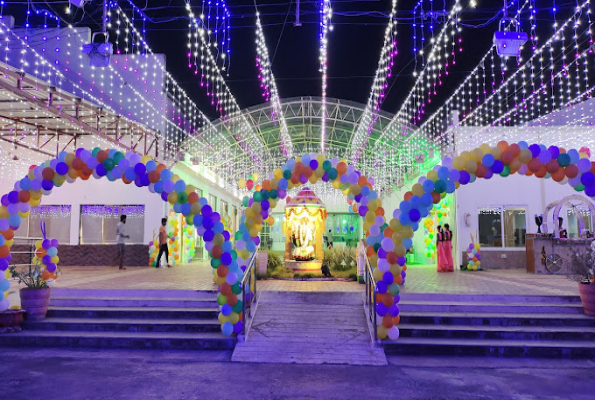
[0,61,161,160]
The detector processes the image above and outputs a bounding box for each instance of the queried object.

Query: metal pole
[294,0,302,27]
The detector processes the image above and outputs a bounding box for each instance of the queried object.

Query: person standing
[156,218,172,268]
[436,225,446,272]
[443,223,454,272]
[116,215,130,270]
[327,229,334,249]
[356,239,366,284]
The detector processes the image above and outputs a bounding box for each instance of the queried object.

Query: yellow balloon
[238,179,246,189]
[332,180,341,189]
[274,169,283,180]
[141,155,152,164]
[479,143,491,154]
[377,325,388,339]
[465,160,478,173]
[412,183,424,197]
[427,170,438,182]
[491,146,502,160]
[168,192,178,204]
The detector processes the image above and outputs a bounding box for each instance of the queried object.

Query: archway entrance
[2,142,592,339]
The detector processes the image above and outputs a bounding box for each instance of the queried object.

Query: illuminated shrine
[283,188,327,267]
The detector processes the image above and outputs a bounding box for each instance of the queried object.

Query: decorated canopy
[285,187,327,220]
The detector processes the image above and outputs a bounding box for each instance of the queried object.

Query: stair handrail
[364,252,378,342]
[240,245,259,335]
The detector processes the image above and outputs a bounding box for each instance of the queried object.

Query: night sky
[10,1,572,121]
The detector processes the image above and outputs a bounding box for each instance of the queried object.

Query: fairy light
[350,0,398,164]
[185,1,267,167]
[254,11,293,159]
[319,0,332,154]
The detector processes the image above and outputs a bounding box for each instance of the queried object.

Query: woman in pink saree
[443,224,454,272]
[436,226,447,272]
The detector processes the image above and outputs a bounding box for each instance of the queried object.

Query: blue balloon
[581,172,595,187]
[421,193,433,207]
[222,321,234,336]
[160,169,172,181]
[145,160,157,172]
[173,203,182,213]
[403,238,413,249]
[154,181,164,193]
[8,214,21,228]
[246,241,256,253]
[193,214,204,226]
[437,167,450,180]
[399,201,411,213]
[361,186,370,196]
[409,196,421,210]
[408,208,421,222]
[46,247,58,257]
[163,180,174,193]
[482,153,495,168]
[124,167,136,181]
[213,222,224,234]
[181,203,191,215]
[422,179,435,193]
[174,180,186,193]
[399,212,411,226]
[199,197,208,206]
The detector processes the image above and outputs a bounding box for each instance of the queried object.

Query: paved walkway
[7,262,580,307]
[1,348,594,400]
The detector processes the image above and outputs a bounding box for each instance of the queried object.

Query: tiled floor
[8,262,580,300]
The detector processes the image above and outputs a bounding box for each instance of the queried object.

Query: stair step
[46,306,220,320]
[399,293,582,304]
[397,323,595,341]
[0,330,235,350]
[398,302,584,314]
[50,288,217,299]
[383,336,595,358]
[50,297,217,308]
[23,317,221,333]
[398,311,595,327]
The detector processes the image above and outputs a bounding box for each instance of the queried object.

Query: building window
[80,205,145,244]
[503,207,526,247]
[209,194,217,211]
[567,208,592,238]
[14,205,71,243]
[478,208,502,247]
[478,206,526,248]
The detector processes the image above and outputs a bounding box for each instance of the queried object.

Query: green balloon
[575,184,585,192]
[235,231,242,240]
[113,152,125,163]
[242,196,249,207]
[270,189,278,199]
[388,283,401,296]
[92,147,101,157]
[231,283,242,294]
[177,192,188,204]
[231,250,238,260]
[283,169,292,180]
[232,300,243,313]
[253,192,262,202]
[328,168,338,180]
[500,165,511,177]
[211,258,221,268]
[261,190,270,200]
[217,293,227,306]
[322,160,332,171]
[103,158,115,171]
[151,262,157,267]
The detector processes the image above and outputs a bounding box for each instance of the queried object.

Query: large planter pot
[578,283,595,316]
[0,309,26,333]
[20,288,51,321]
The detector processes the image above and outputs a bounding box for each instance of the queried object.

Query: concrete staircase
[384,293,595,358]
[0,288,235,350]
[231,291,387,365]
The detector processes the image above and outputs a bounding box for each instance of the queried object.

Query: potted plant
[569,241,595,316]
[9,262,53,321]
[0,308,26,333]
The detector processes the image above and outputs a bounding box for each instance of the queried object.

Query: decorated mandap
[283,188,327,265]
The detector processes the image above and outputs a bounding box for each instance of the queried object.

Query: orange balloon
[262,180,271,191]
[226,292,238,306]
[382,294,394,308]
[220,283,232,296]
[497,141,509,151]
[383,227,394,238]
[336,162,347,175]
[366,246,376,257]
[382,314,394,329]
[217,265,229,277]
[403,191,413,201]
[395,275,404,285]
[2,229,15,240]
[358,176,368,186]
[294,162,304,174]
[0,245,9,258]
[392,315,401,325]
[255,185,262,192]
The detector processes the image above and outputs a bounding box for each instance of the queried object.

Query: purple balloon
[388,304,400,317]
[233,321,243,335]
[161,192,169,202]
[1,195,9,207]
[51,239,60,248]
[201,205,213,217]
[393,294,401,303]
[252,236,260,246]
[322,171,329,182]
[7,191,19,204]
[459,170,470,185]
[359,206,368,217]
[397,256,406,266]
[41,180,54,191]
[377,248,387,259]
[376,281,387,294]
[211,212,220,223]
[309,160,319,170]
[383,271,394,285]
[222,231,230,241]
[134,163,146,175]
[529,144,541,157]
[299,174,308,184]
[0,259,8,271]
[221,252,232,265]
[203,229,215,242]
[376,302,388,317]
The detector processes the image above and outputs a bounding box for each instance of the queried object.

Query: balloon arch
[1,141,593,338]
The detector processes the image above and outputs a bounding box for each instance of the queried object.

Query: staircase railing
[10,236,46,267]
[364,253,378,342]
[240,247,259,335]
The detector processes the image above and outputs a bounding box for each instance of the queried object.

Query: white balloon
[388,326,400,340]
